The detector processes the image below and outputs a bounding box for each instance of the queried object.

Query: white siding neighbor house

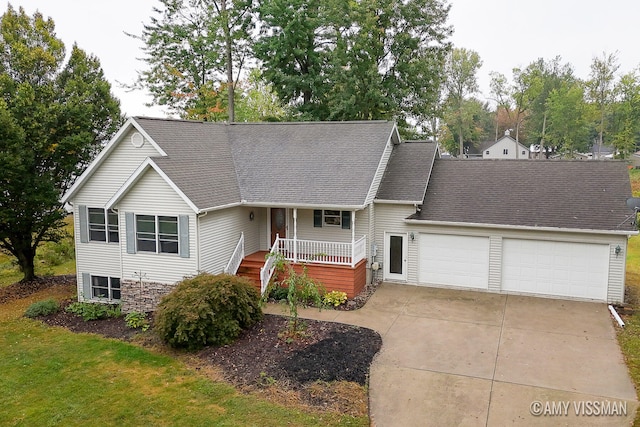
[62,117,637,311]
[482,131,530,159]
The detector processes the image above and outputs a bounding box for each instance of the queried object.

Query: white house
[482,131,530,159]
[62,117,637,311]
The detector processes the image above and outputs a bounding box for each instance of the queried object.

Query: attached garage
[502,239,609,301]
[418,234,489,289]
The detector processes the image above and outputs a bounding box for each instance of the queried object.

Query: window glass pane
[137,239,156,252]
[159,240,179,254]
[389,236,403,274]
[88,208,105,225]
[136,215,155,233]
[91,276,109,298]
[323,210,341,226]
[89,230,106,241]
[110,277,121,300]
[158,216,178,234]
[107,210,118,226]
[88,208,106,242]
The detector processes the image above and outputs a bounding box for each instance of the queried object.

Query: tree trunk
[16,246,36,282]
[539,112,547,160]
[458,119,464,157]
[222,0,234,122]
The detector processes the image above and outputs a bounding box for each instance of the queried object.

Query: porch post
[293,208,298,263]
[351,210,356,267]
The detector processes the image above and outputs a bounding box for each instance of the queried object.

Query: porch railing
[275,235,367,267]
[260,234,280,295]
[223,233,244,275]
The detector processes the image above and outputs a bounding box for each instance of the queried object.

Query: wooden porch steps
[237,251,269,291]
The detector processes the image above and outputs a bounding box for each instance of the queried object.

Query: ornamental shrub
[24,299,60,318]
[65,301,121,321]
[154,273,263,350]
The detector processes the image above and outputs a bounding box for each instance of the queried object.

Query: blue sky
[3,0,639,116]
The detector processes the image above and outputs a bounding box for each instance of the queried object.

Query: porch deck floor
[244,251,269,263]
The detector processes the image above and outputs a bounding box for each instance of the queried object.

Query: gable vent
[131,132,145,148]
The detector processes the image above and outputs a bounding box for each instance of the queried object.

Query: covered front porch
[224,206,370,297]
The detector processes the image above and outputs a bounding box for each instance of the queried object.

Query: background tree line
[439,50,640,160]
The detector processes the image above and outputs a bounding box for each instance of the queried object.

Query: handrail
[223,232,244,275]
[260,234,280,295]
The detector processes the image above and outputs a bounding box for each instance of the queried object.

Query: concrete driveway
[267,283,638,426]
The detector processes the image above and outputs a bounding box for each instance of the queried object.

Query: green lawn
[617,169,640,426]
[0,288,367,426]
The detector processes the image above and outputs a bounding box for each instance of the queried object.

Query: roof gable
[412,159,636,233]
[61,118,166,203]
[377,141,439,203]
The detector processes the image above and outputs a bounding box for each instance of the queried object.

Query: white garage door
[502,239,609,300]
[419,234,489,289]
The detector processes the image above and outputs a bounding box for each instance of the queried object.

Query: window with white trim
[136,215,179,254]
[91,275,121,300]
[88,208,119,243]
[503,148,508,155]
[313,210,351,229]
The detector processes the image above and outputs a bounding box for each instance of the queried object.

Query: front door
[385,232,407,281]
[270,208,286,245]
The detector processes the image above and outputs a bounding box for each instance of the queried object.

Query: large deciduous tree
[587,52,619,158]
[611,71,640,158]
[443,47,482,156]
[546,81,589,157]
[131,0,253,121]
[254,0,452,134]
[0,6,122,282]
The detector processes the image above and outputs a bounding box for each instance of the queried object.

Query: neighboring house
[62,118,637,312]
[482,131,530,159]
[588,143,616,160]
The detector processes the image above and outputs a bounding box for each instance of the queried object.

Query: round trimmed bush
[154,273,263,350]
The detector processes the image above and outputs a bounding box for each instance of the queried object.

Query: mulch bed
[5,275,383,413]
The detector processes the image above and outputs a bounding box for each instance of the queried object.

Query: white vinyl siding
[365,135,396,205]
[199,206,263,274]
[72,129,163,298]
[117,169,197,285]
[295,209,369,244]
[374,203,419,281]
[74,129,161,206]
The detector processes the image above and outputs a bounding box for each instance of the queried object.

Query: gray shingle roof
[410,159,636,232]
[135,118,241,210]
[377,141,438,202]
[134,118,395,210]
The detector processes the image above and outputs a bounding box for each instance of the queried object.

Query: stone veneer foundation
[121,279,177,313]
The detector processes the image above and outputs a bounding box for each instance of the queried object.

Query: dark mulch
[0,274,76,304]
[199,314,382,388]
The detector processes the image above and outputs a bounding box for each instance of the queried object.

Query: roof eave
[403,218,639,236]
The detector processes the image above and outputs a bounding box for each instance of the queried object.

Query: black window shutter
[313,210,322,227]
[341,211,351,230]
